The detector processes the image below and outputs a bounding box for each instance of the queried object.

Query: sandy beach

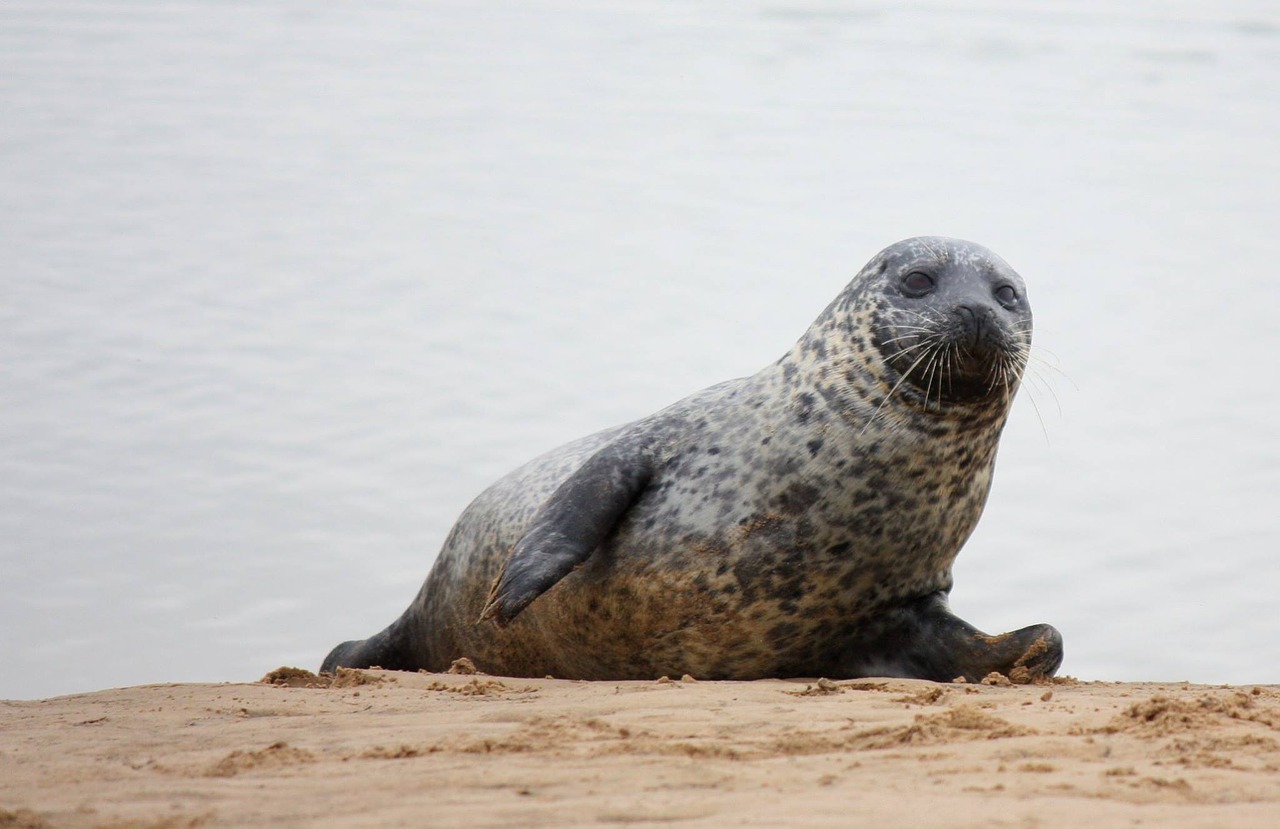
[2,668,1278,828]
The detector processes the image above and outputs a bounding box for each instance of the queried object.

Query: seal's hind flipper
[320,613,417,673]
[479,440,656,625]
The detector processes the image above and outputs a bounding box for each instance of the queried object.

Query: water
[2,1,1278,700]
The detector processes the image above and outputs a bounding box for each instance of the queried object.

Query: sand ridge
[2,670,1279,827]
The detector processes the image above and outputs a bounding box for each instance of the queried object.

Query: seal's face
[869,237,1032,409]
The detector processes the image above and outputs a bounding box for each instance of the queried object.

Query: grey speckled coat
[323,237,1064,682]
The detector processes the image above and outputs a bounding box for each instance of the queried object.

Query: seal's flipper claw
[478,440,656,625]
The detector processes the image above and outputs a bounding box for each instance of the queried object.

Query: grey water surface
[2,1,1278,699]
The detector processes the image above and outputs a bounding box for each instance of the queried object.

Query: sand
[2,668,1279,828]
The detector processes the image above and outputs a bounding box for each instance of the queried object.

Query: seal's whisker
[1027,342,1063,359]
[984,349,1005,396]
[879,321,937,332]
[921,345,942,411]
[940,342,953,407]
[1023,365,1064,418]
[879,332,931,346]
[899,310,946,328]
[940,345,952,409]
[859,344,937,437]
[880,324,938,335]
[1004,352,1022,396]
[1027,351,1077,390]
[883,338,938,361]
[1020,378,1052,446]
[924,341,947,412]
[1007,341,1068,415]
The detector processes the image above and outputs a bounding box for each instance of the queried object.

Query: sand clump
[1102,690,1280,737]
[446,657,480,674]
[258,666,387,689]
[205,742,316,778]
[0,809,49,829]
[424,677,536,696]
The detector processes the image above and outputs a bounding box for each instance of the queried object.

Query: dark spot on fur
[777,482,821,516]
[852,488,878,506]
[806,438,824,458]
[773,575,805,602]
[733,556,769,602]
[793,392,815,425]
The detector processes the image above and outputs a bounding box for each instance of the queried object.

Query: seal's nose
[954,304,996,349]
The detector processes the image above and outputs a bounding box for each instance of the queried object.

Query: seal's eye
[901,271,935,296]
[994,285,1018,306]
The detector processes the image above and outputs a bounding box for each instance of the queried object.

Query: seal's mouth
[876,306,1028,407]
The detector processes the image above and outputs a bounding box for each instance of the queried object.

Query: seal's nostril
[954,305,986,347]
[954,304,1012,357]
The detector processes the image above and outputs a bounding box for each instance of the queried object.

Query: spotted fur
[322,237,1063,681]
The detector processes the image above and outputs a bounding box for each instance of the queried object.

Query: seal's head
[857,236,1032,412]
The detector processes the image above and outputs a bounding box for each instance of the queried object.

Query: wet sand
[2,669,1279,828]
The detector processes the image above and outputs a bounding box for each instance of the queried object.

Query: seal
[322,236,1063,682]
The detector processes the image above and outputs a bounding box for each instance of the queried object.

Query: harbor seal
[322,236,1063,682]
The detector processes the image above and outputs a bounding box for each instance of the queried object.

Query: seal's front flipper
[479,440,656,626]
[844,592,1063,683]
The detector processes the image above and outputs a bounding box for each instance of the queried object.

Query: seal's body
[323,237,1063,682]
